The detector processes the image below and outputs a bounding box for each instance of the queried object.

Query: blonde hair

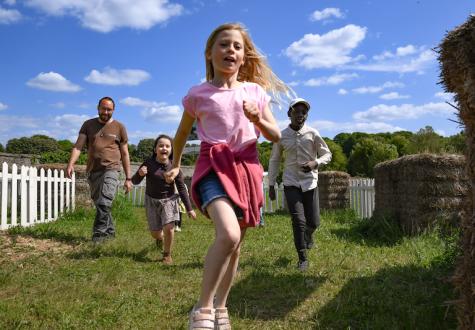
[205,23,293,106]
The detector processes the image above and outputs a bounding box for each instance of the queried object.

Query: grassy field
[0,196,458,329]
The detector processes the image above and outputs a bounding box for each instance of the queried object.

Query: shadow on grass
[7,225,89,245]
[331,215,405,247]
[315,260,456,329]
[67,246,155,263]
[228,270,326,320]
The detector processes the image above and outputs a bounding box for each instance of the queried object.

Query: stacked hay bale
[318,171,350,209]
[374,154,468,234]
[439,15,475,329]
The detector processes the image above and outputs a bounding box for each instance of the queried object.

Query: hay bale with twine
[373,154,468,234]
[318,171,350,209]
[439,14,475,329]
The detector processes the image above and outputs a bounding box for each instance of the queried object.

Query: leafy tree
[389,134,411,156]
[6,135,59,154]
[321,138,348,172]
[445,131,465,154]
[57,139,74,152]
[407,126,445,154]
[39,150,86,164]
[348,138,398,177]
[135,138,155,161]
[336,132,370,158]
[128,144,139,162]
[257,141,273,171]
[0,143,4,152]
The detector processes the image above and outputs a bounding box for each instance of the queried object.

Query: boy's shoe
[215,307,231,330]
[174,226,182,232]
[189,306,215,330]
[297,260,309,272]
[156,239,163,250]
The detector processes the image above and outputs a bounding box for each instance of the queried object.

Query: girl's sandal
[189,307,215,330]
[214,308,231,330]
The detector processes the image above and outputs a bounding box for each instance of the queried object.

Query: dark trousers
[88,170,120,240]
[284,186,320,261]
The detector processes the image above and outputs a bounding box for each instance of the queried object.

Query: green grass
[0,196,458,329]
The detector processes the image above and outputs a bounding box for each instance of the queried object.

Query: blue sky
[0,0,473,145]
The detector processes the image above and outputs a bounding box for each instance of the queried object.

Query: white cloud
[0,102,8,111]
[52,113,89,128]
[85,68,150,86]
[27,72,82,92]
[0,115,39,133]
[353,102,453,122]
[434,91,455,101]
[285,24,367,69]
[309,119,404,134]
[302,73,358,87]
[352,81,404,94]
[4,0,17,5]
[338,88,348,95]
[0,6,21,24]
[310,8,344,22]
[121,96,181,122]
[351,46,436,73]
[25,0,183,33]
[379,92,410,100]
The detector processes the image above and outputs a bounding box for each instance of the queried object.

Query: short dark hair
[97,96,115,109]
[152,134,173,160]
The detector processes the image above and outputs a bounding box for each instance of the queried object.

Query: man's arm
[120,142,132,193]
[66,134,86,178]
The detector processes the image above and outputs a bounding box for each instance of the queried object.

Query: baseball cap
[289,98,310,111]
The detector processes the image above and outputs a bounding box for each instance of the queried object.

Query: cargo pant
[88,170,120,241]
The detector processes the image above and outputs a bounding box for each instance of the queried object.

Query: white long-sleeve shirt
[268,124,332,192]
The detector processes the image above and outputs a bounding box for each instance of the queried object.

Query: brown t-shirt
[77,118,128,173]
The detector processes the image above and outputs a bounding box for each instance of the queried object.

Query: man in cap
[268,98,332,271]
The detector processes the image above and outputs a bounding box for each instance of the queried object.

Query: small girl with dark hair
[132,134,196,264]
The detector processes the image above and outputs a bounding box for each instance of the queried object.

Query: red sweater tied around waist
[191,142,264,228]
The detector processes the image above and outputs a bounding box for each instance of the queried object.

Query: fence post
[28,166,37,226]
[1,162,8,230]
[53,169,58,220]
[72,172,75,211]
[66,172,70,211]
[11,164,18,227]
[60,170,64,214]
[47,169,52,221]
[39,168,45,222]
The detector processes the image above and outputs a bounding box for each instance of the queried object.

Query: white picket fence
[0,162,75,230]
[349,178,375,219]
[127,177,376,218]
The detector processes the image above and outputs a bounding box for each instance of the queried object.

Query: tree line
[1,126,465,178]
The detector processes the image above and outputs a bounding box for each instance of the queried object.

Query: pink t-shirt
[183,81,271,151]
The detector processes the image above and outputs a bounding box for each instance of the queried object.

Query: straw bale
[374,154,468,234]
[437,14,475,328]
[318,171,350,209]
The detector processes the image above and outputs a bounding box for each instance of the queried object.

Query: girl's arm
[164,111,195,183]
[244,101,281,143]
[131,161,147,185]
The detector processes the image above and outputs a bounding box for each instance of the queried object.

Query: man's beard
[100,113,112,122]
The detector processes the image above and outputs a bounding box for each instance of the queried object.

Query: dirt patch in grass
[0,231,78,262]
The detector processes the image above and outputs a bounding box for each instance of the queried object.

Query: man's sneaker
[297,260,309,271]
[174,226,182,232]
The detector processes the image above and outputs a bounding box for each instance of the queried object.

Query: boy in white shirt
[268,98,332,271]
